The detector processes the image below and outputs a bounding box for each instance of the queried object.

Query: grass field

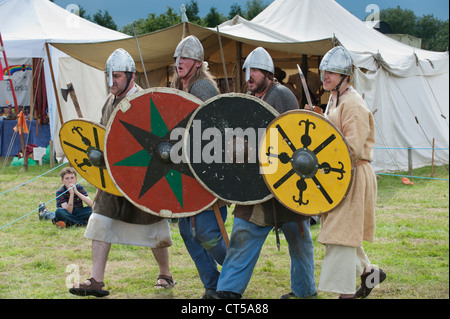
[0,159,448,299]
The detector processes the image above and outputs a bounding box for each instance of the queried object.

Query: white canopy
[0,0,129,156]
[0,0,128,55]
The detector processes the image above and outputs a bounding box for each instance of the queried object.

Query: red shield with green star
[104,88,216,218]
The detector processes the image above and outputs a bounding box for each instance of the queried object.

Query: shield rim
[184,92,279,205]
[260,109,354,216]
[59,118,123,196]
[104,87,217,218]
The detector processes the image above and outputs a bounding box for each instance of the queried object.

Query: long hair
[170,62,219,93]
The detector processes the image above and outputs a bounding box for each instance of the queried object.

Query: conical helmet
[242,47,274,82]
[174,35,204,66]
[105,48,135,87]
[319,46,353,81]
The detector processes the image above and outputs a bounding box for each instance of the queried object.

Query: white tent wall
[217,0,450,173]
[54,56,109,158]
[0,0,129,158]
[354,68,449,172]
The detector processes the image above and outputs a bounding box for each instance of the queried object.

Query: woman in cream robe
[307,46,386,299]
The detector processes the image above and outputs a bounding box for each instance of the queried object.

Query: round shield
[59,119,122,196]
[184,93,279,205]
[104,87,217,218]
[260,110,353,216]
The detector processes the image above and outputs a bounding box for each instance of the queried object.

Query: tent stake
[431,138,435,177]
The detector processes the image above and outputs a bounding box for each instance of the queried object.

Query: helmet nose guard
[242,47,274,82]
[319,46,353,82]
[174,35,204,67]
[105,48,136,87]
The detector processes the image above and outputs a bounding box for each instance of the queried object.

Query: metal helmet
[242,47,274,82]
[319,46,353,82]
[105,48,136,87]
[174,35,204,66]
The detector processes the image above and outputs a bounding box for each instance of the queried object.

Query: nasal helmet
[242,47,274,82]
[105,48,136,87]
[319,46,353,82]
[174,35,204,67]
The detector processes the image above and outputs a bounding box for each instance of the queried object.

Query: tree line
[73,1,449,52]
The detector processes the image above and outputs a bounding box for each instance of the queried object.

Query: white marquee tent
[215,0,449,172]
[50,0,449,172]
[0,0,129,156]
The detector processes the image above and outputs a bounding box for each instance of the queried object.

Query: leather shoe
[354,267,386,299]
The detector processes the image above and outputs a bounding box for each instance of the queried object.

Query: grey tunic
[189,78,219,102]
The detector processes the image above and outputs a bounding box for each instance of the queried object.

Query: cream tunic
[317,89,377,247]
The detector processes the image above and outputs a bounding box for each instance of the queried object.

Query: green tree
[92,10,117,30]
[204,7,227,27]
[229,3,243,19]
[379,6,448,52]
[243,0,268,20]
[416,15,449,51]
[380,6,417,35]
[185,0,201,24]
[430,20,449,52]
[122,7,181,35]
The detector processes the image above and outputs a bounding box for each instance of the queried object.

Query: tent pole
[0,31,19,113]
[236,42,242,92]
[182,22,190,39]
[45,43,64,126]
[216,26,230,93]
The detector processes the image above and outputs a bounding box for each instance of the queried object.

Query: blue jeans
[216,217,317,298]
[179,206,228,290]
[54,206,92,227]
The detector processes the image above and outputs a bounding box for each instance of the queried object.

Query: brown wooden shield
[104,88,217,218]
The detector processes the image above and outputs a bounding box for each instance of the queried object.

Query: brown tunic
[93,85,162,225]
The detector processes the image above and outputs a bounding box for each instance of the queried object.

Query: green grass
[0,158,448,299]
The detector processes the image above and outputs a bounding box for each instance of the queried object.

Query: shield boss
[260,110,353,216]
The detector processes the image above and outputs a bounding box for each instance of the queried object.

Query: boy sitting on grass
[39,167,93,228]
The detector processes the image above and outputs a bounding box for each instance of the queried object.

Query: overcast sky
[52,0,449,29]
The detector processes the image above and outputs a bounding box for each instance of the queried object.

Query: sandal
[69,277,110,297]
[154,275,175,289]
[354,267,386,299]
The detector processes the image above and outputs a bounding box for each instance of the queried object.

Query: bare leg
[151,247,173,287]
[70,240,110,295]
[91,240,111,282]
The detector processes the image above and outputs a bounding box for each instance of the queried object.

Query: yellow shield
[260,110,353,216]
[59,119,122,196]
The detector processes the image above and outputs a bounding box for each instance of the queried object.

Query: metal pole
[131,24,150,89]
[0,31,19,112]
[216,26,230,93]
[408,147,413,176]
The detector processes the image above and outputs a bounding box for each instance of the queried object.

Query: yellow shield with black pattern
[59,119,122,196]
[260,110,353,216]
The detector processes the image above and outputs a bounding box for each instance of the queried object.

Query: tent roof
[52,23,216,72]
[50,0,448,77]
[217,0,448,76]
[0,0,128,57]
